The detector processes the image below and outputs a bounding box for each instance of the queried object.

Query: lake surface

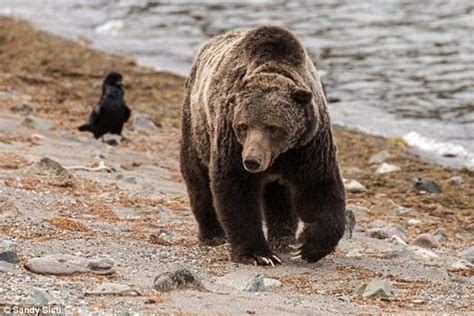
[2,0,473,168]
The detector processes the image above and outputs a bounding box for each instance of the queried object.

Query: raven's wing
[123,103,131,123]
[88,103,102,125]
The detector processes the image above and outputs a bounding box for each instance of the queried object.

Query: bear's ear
[291,89,312,105]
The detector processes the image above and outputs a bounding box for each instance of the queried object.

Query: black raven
[78,72,131,141]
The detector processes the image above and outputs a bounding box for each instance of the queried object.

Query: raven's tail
[78,124,90,132]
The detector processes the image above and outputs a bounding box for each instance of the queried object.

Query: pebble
[408,246,439,259]
[368,150,391,164]
[344,208,356,239]
[345,180,366,193]
[0,91,16,100]
[0,261,15,273]
[411,177,442,193]
[345,204,370,219]
[87,257,115,272]
[0,251,19,264]
[457,246,474,263]
[26,157,74,179]
[152,267,203,292]
[368,221,408,242]
[346,249,363,257]
[0,239,16,250]
[411,233,440,249]
[20,115,53,130]
[23,289,54,306]
[449,259,473,271]
[264,277,282,289]
[244,274,266,292]
[132,114,159,131]
[0,197,20,219]
[434,229,448,244]
[356,279,393,298]
[124,177,137,184]
[390,235,407,246]
[371,198,412,216]
[425,267,449,282]
[447,176,463,185]
[342,166,363,175]
[85,283,139,296]
[10,102,35,115]
[25,255,115,275]
[375,163,401,174]
[407,219,421,225]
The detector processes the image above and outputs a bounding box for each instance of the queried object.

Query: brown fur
[180,26,345,264]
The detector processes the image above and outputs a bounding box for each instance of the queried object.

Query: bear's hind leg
[263,182,298,249]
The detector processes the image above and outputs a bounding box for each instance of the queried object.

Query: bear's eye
[237,123,249,136]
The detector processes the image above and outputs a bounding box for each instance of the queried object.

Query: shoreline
[0,17,472,313]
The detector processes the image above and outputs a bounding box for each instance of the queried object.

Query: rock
[10,102,35,115]
[411,177,441,193]
[375,163,401,174]
[457,246,474,263]
[345,179,366,193]
[368,150,391,164]
[425,267,449,282]
[0,91,16,100]
[447,176,463,185]
[20,115,53,130]
[24,255,115,275]
[346,249,363,257]
[87,257,115,272]
[449,259,473,271]
[356,279,393,298]
[342,166,363,175]
[390,235,407,246]
[0,261,14,273]
[372,198,412,216]
[85,283,140,296]
[132,114,159,131]
[434,230,448,244]
[244,274,266,292]
[23,288,53,306]
[346,204,370,219]
[344,208,356,239]
[124,177,137,184]
[408,246,439,259]
[0,251,19,264]
[152,267,203,292]
[411,234,440,249]
[0,239,16,250]
[0,197,20,219]
[368,222,408,242]
[26,157,74,179]
[263,278,282,288]
[407,219,421,226]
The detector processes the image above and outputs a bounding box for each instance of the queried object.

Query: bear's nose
[243,157,261,172]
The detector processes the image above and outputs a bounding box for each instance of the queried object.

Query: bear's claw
[253,255,281,267]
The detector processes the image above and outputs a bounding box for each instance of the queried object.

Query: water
[2,0,473,168]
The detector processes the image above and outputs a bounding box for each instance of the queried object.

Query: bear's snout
[243,157,261,172]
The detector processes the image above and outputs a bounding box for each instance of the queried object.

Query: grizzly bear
[180,26,346,265]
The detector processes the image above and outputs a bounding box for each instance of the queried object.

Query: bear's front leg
[210,160,281,266]
[291,169,346,263]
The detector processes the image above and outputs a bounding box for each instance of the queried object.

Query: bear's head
[232,74,318,173]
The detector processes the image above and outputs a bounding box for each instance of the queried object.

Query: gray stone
[124,177,137,184]
[356,279,393,298]
[152,267,203,292]
[411,233,440,249]
[368,222,408,242]
[425,267,449,282]
[132,114,158,131]
[20,115,53,130]
[346,204,370,219]
[411,177,441,193]
[0,91,16,100]
[87,258,115,272]
[345,180,366,193]
[449,259,473,271]
[263,278,282,288]
[447,176,463,185]
[26,157,74,179]
[407,218,421,226]
[0,197,20,219]
[342,166,363,176]
[375,163,401,174]
[434,229,448,243]
[85,283,139,296]
[25,255,114,275]
[408,246,439,259]
[369,150,391,164]
[0,239,16,250]
[0,261,14,273]
[23,289,53,306]
[244,274,265,292]
[457,246,474,263]
[0,251,19,264]
[371,198,412,216]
